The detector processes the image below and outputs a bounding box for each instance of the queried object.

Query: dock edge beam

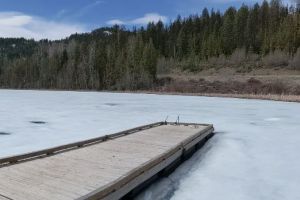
[78,124,214,200]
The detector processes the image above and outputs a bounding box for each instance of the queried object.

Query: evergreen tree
[0,1,299,90]
[222,7,237,55]
[234,4,249,48]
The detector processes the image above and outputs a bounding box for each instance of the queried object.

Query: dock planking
[0,122,214,200]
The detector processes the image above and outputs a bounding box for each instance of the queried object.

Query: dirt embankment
[152,67,300,102]
[157,78,300,95]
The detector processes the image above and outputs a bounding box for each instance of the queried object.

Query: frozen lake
[0,89,300,200]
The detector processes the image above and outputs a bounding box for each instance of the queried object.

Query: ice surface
[1,89,300,200]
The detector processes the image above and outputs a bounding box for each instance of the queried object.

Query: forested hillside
[0,0,299,90]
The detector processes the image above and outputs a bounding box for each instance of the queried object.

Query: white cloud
[106,19,125,25]
[131,13,168,25]
[106,13,168,26]
[0,12,86,40]
[56,9,68,19]
[0,12,32,26]
[75,0,105,18]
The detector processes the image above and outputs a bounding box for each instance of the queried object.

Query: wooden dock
[0,122,214,200]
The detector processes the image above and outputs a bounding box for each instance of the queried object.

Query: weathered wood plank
[0,194,12,200]
[0,123,214,200]
[0,122,164,166]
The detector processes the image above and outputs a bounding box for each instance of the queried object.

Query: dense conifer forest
[0,0,299,90]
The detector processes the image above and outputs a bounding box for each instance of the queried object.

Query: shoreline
[1,88,299,103]
[150,92,300,103]
[121,91,300,103]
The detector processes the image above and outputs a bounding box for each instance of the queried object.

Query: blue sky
[0,0,294,40]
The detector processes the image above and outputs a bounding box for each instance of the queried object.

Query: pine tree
[234,4,249,48]
[222,7,237,55]
[142,39,158,80]
[246,3,260,53]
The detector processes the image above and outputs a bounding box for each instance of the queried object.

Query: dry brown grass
[139,91,300,103]
[290,48,300,70]
[198,93,300,102]
[262,50,290,67]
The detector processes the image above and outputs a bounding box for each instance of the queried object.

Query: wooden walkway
[0,122,214,200]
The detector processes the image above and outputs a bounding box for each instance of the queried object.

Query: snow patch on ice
[264,117,281,121]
